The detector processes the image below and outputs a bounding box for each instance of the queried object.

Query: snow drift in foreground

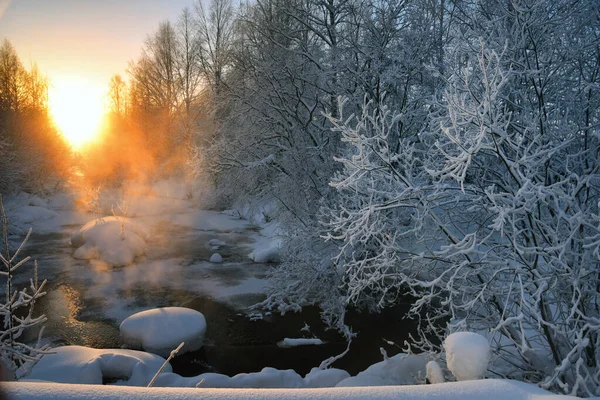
[120,307,207,358]
[23,346,169,386]
[5,379,586,400]
[71,216,148,266]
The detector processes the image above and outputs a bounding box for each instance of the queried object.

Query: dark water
[29,285,420,377]
[13,224,424,378]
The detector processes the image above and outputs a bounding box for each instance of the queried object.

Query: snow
[70,217,148,266]
[209,239,226,247]
[210,253,223,263]
[22,346,169,386]
[278,338,324,348]
[249,243,281,263]
[336,353,427,387]
[5,379,585,399]
[154,368,306,388]
[12,205,59,224]
[425,361,445,384]
[120,307,207,358]
[303,368,350,388]
[139,365,348,389]
[444,332,490,381]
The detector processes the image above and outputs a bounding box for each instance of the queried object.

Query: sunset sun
[49,78,105,149]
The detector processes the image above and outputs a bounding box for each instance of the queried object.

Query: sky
[0,0,196,93]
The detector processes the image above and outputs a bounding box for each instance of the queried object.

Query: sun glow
[49,77,105,149]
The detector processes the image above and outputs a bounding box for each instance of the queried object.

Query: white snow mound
[71,217,148,266]
[23,345,170,386]
[304,368,350,388]
[336,353,427,387]
[209,253,223,263]
[155,367,306,388]
[444,332,490,381]
[120,307,207,358]
[426,360,445,384]
[208,238,226,247]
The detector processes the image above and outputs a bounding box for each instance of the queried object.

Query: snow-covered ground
[5,379,589,399]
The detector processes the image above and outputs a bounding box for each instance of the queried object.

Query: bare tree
[107,74,127,117]
[194,0,235,96]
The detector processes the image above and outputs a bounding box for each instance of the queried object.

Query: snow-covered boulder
[208,239,226,247]
[24,346,169,386]
[304,368,350,388]
[336,353,427,387]
[444,332,490,381]
[209,253,223,263]
[120,307,207,358]
[70,217,148,267]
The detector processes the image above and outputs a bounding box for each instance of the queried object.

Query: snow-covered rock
[23,346,169,386]
[277,338,323,348]
[208,238,226,247]
[426,361,445,384]
[444,332,490,381]
[209,253,223,263]
[304,368,350,388]
[120,307,207,358]
[71,217,148,266]
[336,353,427,387]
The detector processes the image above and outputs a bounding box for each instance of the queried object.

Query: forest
[0,0,599,398]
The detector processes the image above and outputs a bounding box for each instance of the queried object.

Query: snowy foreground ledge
[4,380,588,400]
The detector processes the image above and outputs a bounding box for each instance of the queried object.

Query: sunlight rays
[49,77,105,149]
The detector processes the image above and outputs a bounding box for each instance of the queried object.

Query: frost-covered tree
[0,196,49,378]
[309,0,600,396]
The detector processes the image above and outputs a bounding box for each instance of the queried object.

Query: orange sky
[0,0,196,91]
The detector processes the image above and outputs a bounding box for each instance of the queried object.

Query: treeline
[93,4,221,185]
[0,39,70,193]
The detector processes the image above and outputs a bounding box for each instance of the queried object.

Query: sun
[49,77,105,149]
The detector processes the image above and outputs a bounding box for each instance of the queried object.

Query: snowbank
[336,353,427,387]
[303,368,350,388]
[120,307,207,358]
[5,379,584,399]
[23,346,169,386]
[444,332,490,381]
[71,216,148,266]
[155,368,306,389]
[13,205,58,225]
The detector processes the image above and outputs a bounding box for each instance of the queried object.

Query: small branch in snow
[147,342,184,388]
